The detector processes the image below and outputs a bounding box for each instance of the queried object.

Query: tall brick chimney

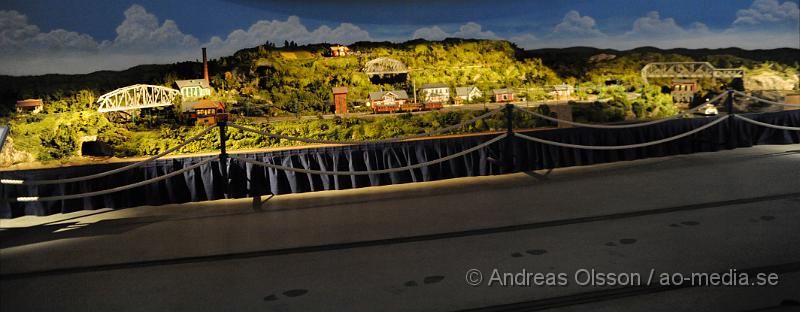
[202,47,209,83]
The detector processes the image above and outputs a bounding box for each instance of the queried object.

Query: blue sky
[1,0,798,75]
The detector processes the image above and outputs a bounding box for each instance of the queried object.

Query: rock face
[744,73,799,91]
[0,137,34,167]
[588,53,616,63]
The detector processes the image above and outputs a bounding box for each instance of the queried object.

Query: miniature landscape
[1,39,798,168]
[2,2,800,311]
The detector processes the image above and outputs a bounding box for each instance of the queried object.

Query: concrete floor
[1,144,799,311]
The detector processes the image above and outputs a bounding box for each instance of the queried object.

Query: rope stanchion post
[503,103,515,173]
[217,114,229,197]
[726,90,737,149]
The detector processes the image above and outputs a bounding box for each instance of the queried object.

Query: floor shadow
[0,215,169,249]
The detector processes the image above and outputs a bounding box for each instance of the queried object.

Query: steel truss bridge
[363,57,409,76]
[641,62,744,85]
[97,84,180,113]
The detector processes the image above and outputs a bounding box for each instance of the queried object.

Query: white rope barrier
[732,90,800,107]
[1,125,218,186]
[229,107,504,145]
[230,134,507,176]
[516,107,681,129]
[3,90,794,196]
[11,156,218,202]
[734,115,800,131]
[513,115,730,150]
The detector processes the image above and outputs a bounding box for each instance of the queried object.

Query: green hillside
[1,39,798,166]
[2,40,797,116]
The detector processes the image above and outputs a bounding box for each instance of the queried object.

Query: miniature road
[1,144,799,311]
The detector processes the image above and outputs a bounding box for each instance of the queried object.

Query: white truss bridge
[97,84,181,113]
[641,62,744,85]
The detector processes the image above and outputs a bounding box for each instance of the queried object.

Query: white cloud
[517,8,795,49]
[206,16,371,57]
[688,22,710,33]
[412,25,449,41]
[509,33,538,47]
[734,0,800,25]
[1,3,798,76]
[410,22,498,41]
[0,7,372,75]
[625,11,708,37]
[552,10,604,37]
[453,22,498,39]
[0,10,39,49]
[107,4,199,51]
[311,22,371,44]
[0,10,98,54]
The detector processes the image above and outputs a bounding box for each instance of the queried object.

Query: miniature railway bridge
[641,62,744,85]
[96,84,180,113]
[363,57,408,77]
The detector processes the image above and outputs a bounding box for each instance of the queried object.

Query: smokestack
[202,47,209,83]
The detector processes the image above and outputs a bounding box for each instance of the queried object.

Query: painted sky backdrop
[1,0,798,75]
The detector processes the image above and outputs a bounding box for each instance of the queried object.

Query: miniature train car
[368,90,444,114]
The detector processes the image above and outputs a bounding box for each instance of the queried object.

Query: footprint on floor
[750,216,776,223]
[263,289,309,302]
[511,249,548,257]
[404,276,445,288]
[780,299,799,306]
[263,294,278,302]
[423,275,445,284]
[283,289,308,297]
[525,249,547,256]
[605,239,636,246]
[670,221,699,228]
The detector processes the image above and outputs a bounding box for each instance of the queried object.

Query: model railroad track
[3,191,798,281]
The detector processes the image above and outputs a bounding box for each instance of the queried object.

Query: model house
[492,88,515,102]
[419,83,450,104]
[454,86,482,104]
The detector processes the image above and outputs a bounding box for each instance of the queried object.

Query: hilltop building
[15,99,43,114]
[330,45,350,57]
[454,86,482,105]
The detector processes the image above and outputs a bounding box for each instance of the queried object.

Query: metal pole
[218,117,229,197]
[412,77,417,104]
[504,103,515,173]
[726,89,736,150]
